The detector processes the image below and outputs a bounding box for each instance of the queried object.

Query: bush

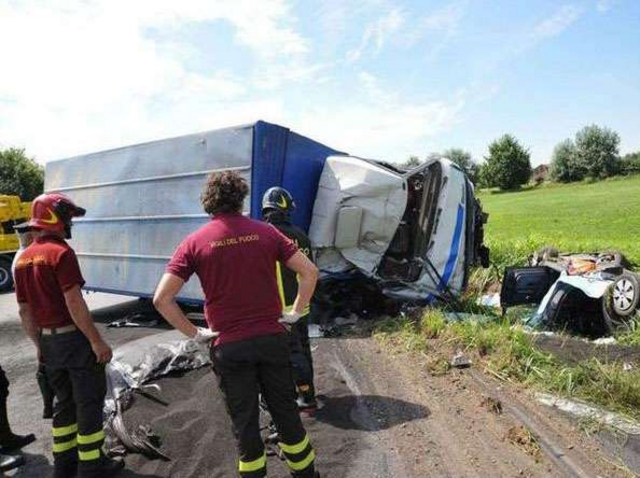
[483,135,532,190]
[550,139,583,182]
[443,148,479,184]
[620,152,640,175]
[0,148,44,200]
[574,125,620,179]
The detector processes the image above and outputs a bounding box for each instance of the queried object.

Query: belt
[40,324,77,336]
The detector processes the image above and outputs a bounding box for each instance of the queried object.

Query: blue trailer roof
[250,121,344,232]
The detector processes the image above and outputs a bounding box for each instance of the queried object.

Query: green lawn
[477,174,640,268]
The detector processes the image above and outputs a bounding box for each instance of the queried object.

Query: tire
[530,246,559,266]
[597,251,631,270]
[602,272,640,333]
[0,257,13,293]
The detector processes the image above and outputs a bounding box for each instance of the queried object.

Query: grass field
[477,174,640,269]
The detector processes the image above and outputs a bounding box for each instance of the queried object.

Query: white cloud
[296,72,465,162]
[418,3,465,34]
[346,8,405,62]
[0,0,310,161]
[530,5,583,43]
[596,0,619,13]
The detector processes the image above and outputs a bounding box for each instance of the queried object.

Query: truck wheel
[602,272,640,333]
[0,257,13,293]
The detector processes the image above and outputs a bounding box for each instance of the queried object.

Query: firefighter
[13,193,123,478]
[261,187,317,411]
[12,222,55,420]
[154,171,320,478]
[0,363,35,472]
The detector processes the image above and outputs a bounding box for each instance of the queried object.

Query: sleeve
[165,238,196,282]
[272,227,298,263]
[55,249,86,292]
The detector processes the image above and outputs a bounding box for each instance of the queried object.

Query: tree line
[404,125,640,190]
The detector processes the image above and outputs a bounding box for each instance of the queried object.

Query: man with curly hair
[154,171,320,478]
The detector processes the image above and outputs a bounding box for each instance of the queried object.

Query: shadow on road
[314,394,430,431]
[6,452,50,477]
[118,468,164,478]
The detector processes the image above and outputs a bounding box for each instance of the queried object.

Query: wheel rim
[0,267,8,287]
[613,279,636,312]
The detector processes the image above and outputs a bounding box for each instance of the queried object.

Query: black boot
[54,459,78,478]
[0,453,25,472]
[0,395,36,452]
[80,456,124,478]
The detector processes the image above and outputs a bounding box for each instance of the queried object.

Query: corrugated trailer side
[45,121,342,302]
[46,124,254,302]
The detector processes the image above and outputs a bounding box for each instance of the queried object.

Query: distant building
[532,164,550,183]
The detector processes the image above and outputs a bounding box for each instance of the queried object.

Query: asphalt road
[1,290,633,478]
[0,290,168,477]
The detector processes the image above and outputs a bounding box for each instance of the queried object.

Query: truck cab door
[309,156,407,275]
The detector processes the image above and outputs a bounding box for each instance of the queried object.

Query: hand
[91,339,113,363]
[279,311,303,325]
[192,327,219,343]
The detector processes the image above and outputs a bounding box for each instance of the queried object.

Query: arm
[153,273,198,338]
[63,285,112,363]
[18,302,39,349]
[284,250,319,315]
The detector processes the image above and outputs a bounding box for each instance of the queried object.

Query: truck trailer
[45,121,488,304]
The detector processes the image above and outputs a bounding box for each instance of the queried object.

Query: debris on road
[107,313,159,328]
[481,396,503,415]
[104,332,212,460]
[450,351,472,369]
[506,425,541,460]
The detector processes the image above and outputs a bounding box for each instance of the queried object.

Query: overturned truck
[45,121,488,303]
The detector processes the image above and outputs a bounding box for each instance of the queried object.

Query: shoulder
[241,217,280,235]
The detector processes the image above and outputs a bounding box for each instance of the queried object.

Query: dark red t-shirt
[14,235,85,328]
[166,213,298,346]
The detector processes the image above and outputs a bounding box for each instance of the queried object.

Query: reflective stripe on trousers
[239,452,267,476]
[279,434,315,473]
[52,423,78,455]
[77,429,105,461]
[52,424,105,462]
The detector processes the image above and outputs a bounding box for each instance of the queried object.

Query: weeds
[373,308,640,421]
[615,316,640,346]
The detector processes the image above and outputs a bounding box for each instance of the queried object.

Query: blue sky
[0,0,638,166]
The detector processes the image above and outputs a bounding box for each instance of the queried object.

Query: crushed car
[501,248,640,336]
[44,121,489,303]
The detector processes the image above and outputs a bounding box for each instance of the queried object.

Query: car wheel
[611,272,640,317]
[0,257,13,293]
[602,272,640,333]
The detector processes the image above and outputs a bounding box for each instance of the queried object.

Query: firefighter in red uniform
[13,193,123,478]
[154,171,320,478]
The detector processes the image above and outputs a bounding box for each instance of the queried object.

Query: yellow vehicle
[0,195,31,292]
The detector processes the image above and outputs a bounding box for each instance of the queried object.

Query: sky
[0,0,639,166]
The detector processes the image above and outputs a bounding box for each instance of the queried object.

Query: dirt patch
[507,425,542,460]
[533,334,640,365]
[481,395,503,415]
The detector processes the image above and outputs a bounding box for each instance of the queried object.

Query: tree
[0,148,44,200]
[443,148,479,184]
[550,139,583,182]
[400,155,422,170]
[483,135,532,190]
[620,151,640,175]
[574,125,620,179]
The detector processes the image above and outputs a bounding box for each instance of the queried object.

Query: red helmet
[29,193,86,235]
